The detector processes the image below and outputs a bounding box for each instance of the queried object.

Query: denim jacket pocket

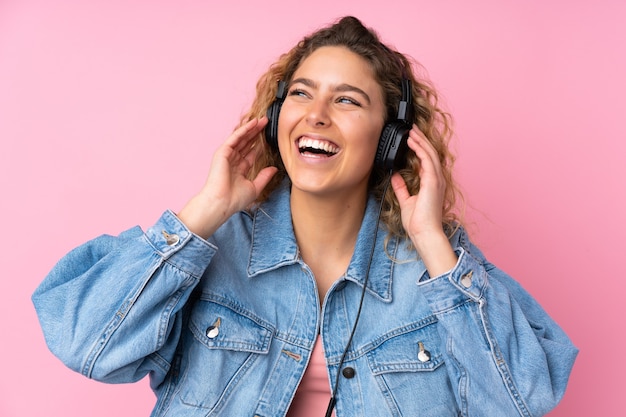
[179,296,274,411]
[366,318,460,416]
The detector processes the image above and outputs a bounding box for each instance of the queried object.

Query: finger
[228,117,267,151]
[240,142,257,165]
[407,128,437,164]
[407,128,443,177]
[228,118,258,144]
[221,118,266,166]
[252,166,279,196]
[390,172,411,204]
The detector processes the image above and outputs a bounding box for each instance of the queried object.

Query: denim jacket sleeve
[417,229,578,417]
[32,210,216,385]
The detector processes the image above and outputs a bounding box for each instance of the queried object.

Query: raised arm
[32,118,277,385]
[392,126,577,415]
[177,117,277,238]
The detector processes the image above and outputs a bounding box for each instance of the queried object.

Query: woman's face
[277,46,386,199]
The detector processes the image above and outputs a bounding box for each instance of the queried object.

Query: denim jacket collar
[248,181,398,302]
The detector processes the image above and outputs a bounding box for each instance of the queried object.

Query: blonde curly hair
[241,16,463,239]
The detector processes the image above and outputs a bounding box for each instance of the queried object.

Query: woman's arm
[416,237,578,416]
[392,126,578,415]
[32,211,215,384]
[32,117,277,385]
[177,117,277,238]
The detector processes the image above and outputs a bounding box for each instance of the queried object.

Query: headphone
[264,78,414,171]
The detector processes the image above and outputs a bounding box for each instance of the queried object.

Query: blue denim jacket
[33,182,577,416]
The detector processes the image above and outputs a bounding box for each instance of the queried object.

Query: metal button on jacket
[162,230,180,246]
[461,270,473,288]
[417,341,431,363]
[206,318,221,339]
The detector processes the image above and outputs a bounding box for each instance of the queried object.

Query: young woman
[33,16,577,417]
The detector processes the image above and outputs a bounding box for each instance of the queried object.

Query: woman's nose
[305,99,330,127]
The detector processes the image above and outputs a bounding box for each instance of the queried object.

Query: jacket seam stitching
[479,300,533,417]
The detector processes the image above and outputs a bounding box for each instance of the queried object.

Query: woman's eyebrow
[334,83,371,104]
[290,77,371,105]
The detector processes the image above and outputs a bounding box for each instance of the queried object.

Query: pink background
[1,0,624,415]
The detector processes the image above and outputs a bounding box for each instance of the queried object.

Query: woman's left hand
[391,125,458,277]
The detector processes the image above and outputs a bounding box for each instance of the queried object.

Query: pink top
[286,337,335,417]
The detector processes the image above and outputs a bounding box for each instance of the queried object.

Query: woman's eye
[288,89,308,98]
[337,96,361,106]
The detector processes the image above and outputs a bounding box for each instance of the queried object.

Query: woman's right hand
[177,117,278,239]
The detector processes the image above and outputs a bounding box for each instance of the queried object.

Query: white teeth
[298,138,339,154]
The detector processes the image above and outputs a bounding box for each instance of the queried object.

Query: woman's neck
[290,187,368,301]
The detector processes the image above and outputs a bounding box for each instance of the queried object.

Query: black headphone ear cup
[265,99,283,150]
[376,122,410,171]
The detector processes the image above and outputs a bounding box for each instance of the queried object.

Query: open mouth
[297,137,339,157]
